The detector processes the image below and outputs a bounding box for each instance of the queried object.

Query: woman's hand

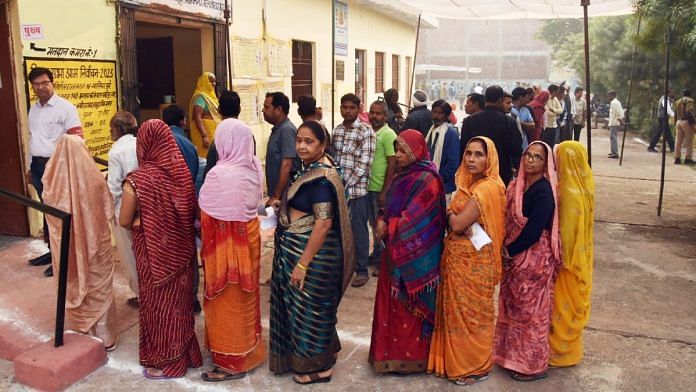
[202,135,211,148]
[375,219,387,240]
[291,264,307,291]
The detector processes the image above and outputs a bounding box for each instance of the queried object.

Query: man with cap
[400,90,433,137]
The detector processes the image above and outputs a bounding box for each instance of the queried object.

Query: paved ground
[1,126,695,391]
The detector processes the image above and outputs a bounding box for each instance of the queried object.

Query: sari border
[279,159,356,293]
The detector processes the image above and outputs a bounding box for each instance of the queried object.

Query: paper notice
[469,222,492,251]
[260,207,278,230]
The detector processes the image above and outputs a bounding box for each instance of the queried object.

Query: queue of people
[25,65,596,386]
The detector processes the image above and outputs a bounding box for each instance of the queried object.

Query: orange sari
[201,214,266,373]
[427,137,506,380]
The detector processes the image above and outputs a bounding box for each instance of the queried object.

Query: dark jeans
[542,127,558,149]
[573,124,583,141]
[30,157,50,244]
[367,191,383,264]
[649,117,675,151]
[348,194,370,276]
[560,123,573,143]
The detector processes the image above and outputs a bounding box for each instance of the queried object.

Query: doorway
[355,49,366,104]
[135,22,203,121]
[0,1,29,235]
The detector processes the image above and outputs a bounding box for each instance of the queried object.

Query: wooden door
[0,2,29,235]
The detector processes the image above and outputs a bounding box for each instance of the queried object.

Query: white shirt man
[26,67,83,272]
[607,92,624,158]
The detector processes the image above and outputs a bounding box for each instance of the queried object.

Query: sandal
[293,371,332,385]
[454,373,489,386]
[510,371,548,382]
[142,368,177,380]
[351,275,369,288]
[201,367,247,382]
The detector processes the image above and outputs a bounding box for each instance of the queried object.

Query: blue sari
[269,158,355,375]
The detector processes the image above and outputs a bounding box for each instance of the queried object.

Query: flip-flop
[201,367,247,382]
[142,368,176,380]
[454,373,489,386]
[293,372,332,385]
[510,371,548,382]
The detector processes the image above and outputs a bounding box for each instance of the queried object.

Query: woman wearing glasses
[493,141,561,382]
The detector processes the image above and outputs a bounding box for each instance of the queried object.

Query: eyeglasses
[523,152,544,162]
[31,81,52,88]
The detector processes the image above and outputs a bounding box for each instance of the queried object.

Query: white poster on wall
[20,24,44,40]
[334,1,348,57]
[120,0,226,20]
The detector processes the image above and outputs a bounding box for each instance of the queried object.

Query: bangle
[296,263,308,271]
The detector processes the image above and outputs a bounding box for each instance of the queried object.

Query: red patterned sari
[127,120,202,377]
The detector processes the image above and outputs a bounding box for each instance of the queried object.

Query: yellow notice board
[232,37,263,79]
[24,58,117,160]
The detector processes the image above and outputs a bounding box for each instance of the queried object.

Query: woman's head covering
[510,140,561,261]
[199,119,264,222]
[193,72,218,103]
[529,91,550,109]
[41,135,115,312]
[554,141,594,272]
[456,136,503,194]
[450,135,506,281]
[127,119,196,284]
[396,129,430,163]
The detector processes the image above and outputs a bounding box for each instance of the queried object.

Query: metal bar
[0,188,69,219]
[331,0,336,131]
[582,0,592,167]
[225,0,232,90]
[0,188,72,347]
[657,19,671,217]
[408,13,421,108]
[620,13,642,166]
[54,214,71,347]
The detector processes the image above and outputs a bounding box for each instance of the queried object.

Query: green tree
[538,0,696,135]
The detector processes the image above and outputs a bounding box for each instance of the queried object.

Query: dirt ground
[1,126,694,391]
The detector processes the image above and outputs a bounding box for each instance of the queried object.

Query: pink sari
[493,141,561,375]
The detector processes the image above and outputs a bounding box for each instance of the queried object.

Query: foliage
[537,0,696,135]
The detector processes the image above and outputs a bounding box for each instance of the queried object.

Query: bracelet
[296,263,308,271]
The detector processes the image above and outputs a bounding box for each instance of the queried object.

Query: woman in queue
[198,119,267,381]
[494,141,561,382]
[428,136,506,386]
[369,129,446,374]
[269,121,355,385]
[549,141,595,367]
[120,119,202,379]
[43,134,118,350]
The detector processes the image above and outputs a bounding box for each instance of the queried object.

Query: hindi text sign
[24,58,118,161]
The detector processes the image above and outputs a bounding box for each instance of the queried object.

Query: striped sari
[269,160,355,375]
[127,120,202,377]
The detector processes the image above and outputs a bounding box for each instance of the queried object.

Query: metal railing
[0,188,71,347]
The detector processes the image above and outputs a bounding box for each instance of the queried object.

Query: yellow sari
[427,137,506,380]
[188,72,221,157]
[549,141,595,367]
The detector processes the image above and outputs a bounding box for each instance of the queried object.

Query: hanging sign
[334,1,348,57]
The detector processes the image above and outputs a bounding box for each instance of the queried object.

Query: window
[375,51,384,93]
[392,55,400,91]
[291,40,313,102]
[405,56,412,95]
